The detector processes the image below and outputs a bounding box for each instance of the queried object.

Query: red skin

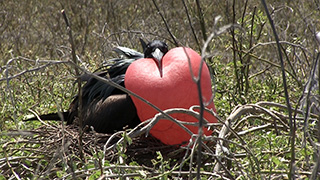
[125,47,217,145]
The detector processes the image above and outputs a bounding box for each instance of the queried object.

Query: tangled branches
[1,101,318,179]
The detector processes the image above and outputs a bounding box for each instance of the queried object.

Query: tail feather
[24,112,69,121]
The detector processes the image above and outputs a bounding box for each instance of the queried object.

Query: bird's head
[143,40,168,77]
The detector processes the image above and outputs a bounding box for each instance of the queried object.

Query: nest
[0,121,194,179]
[1,102,320,179]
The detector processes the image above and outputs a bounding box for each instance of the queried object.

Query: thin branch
[195,0,207,41]
[260,1,295,178]
[61,9,85,163]
[151,0,179,46]
[181,0,200,51]
[237,123,275,136]
[0,59,69,82]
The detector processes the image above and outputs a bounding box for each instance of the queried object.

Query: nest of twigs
[1,122,187,177]
[1,102,319,179]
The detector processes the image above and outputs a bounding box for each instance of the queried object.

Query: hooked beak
[152,48,164,77]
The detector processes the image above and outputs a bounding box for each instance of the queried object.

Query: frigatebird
[27,40,218,145]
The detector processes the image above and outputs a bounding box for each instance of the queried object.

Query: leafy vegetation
[1,0,319,179]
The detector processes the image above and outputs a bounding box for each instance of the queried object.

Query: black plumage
[27,40,168,133]
[67,46,145,132]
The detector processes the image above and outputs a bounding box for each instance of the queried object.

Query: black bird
[27,40,169,133]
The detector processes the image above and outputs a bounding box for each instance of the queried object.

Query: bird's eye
[161,47,168,53]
